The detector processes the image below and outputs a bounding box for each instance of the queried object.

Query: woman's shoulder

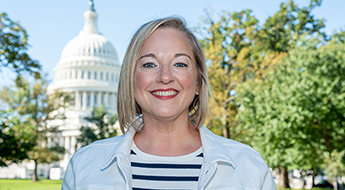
[201,126,266,164]
[217,135,261,157]
[71,135,125,161]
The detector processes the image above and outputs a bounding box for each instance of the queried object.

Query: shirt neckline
[132,142,203,162]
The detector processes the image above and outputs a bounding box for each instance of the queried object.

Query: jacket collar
[100,119,141,171]
[199,125,235,168]
[101,121,235,170]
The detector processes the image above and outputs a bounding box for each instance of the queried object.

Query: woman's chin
[144,110,186,120]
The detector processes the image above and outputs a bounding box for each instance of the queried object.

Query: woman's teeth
[152,91,177,96]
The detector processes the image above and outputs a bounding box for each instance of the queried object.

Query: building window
[87,94,90,107]
[106,73,109,81]
[80,94,83,107]
[70,71,72,79]
[88,71,91,79]
[111,73,114,81]
[81,71,84,79]
[75,70,78,79]
[100,72,103,80]
[94,71,97,79]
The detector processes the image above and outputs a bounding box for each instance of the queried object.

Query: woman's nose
[157,65,175,84]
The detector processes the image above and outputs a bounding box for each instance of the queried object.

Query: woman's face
[134,28,199,121]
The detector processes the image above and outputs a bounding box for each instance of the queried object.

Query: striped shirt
[130,142,203,190]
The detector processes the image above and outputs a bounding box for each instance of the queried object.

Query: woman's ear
[195,81,200,95]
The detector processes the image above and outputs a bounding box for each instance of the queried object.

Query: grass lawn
[0,179,62,190]
[279,188,329,190]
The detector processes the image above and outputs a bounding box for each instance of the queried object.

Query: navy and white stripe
[130,143,203,190]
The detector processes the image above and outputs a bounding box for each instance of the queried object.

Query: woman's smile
[151,89,179,99]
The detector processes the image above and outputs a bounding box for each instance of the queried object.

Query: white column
[75,91,80,109]
[64,136,70,160]
[70,136,76,155]
[72,69,75,79]
[97,92,102,106]
[82,91,87,110]
[59,136,64,148]
[112,93,116,111]
[90,91,94,108]
[79,70,83,79]
[104,92,109,108]
[109,93,113,110]
[94,92,98,107]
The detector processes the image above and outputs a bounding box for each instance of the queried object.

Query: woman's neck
[133,114,201,156]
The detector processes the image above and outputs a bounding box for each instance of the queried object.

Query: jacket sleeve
[61,156,76,190]
[261,168,278,190]
[254,153,277,190]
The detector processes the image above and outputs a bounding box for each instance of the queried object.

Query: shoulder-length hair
[117,16,210,133]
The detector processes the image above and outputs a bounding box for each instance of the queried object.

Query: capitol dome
[51,2,120,89]
[59,13,119,65]
[49,1,121,108]
[59,32,119,64]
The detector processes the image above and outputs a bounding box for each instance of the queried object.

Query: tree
[0,12,41,80]
[201,0,326,138]
[0,76,72,181]
[0,111,36,166]
[200,0,327,188]
[77,105,118,148]
[323,150,345,190]
[236,38,345,189]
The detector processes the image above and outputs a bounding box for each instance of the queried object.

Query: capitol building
[48,1,121,171]
[0,1,121,179]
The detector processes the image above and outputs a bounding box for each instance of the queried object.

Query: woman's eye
[143,62,155,68]
[175,63,187,67]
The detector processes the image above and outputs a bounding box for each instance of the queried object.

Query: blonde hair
[117,16,210,133]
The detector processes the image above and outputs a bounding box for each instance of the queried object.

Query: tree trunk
[223,125,230,139]
[32,159,38,182]
[278,166,290,189]
[222,108,230,138]
[333,180,338,190]
[311,170,315,187]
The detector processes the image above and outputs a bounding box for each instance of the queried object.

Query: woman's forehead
[139,28,193,58]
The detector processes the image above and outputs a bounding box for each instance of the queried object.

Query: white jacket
[61,125,277,190]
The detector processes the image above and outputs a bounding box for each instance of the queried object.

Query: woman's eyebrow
[139,53,191,60]
[175,53,191,60]
[139,53,156,60]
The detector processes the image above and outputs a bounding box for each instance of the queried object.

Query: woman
[62,16,277,190]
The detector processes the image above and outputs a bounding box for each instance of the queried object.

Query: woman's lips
[151,89,179,99]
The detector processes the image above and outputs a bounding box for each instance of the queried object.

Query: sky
[1,0,345,85]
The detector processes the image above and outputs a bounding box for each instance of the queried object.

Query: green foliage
[0,111,36,166]
[323,150,345,185]
[236,39,345,181]
[0,12,41,80]
[260,0,326,52]
[77,105,118,148]
[0,75,72,180]
[200,0,326,141]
